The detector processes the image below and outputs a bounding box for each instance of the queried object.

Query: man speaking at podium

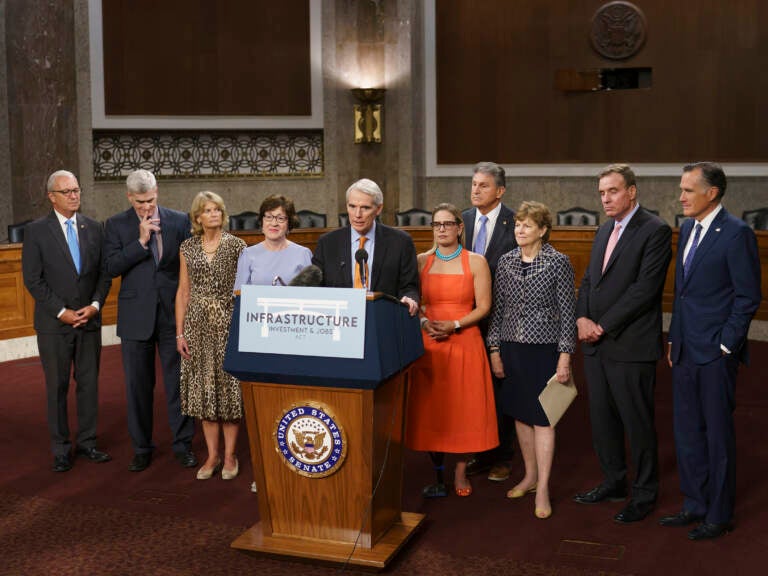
[313,178,419,316]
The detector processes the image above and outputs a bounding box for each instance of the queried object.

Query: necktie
[149,232,160,265]
[66,219,81,274]
[602,223,621,272]
[473,215,489,255]
[353,236,368,289]
[683,223,703,278]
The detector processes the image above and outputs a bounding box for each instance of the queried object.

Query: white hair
[345,178,383,206]
[126,169,157,194]
[46,170,77,192]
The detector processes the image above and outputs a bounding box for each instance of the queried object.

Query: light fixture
[351,88,385,144]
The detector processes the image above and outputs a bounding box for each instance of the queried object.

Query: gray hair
[345,178,383,206]
[46,170,77,192]
[126,169,158,194]
[473,162,506,188]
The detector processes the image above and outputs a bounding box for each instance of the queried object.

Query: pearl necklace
[435,245,462,261]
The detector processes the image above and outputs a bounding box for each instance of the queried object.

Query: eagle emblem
[590,1,647,60]
[290,429,329,460]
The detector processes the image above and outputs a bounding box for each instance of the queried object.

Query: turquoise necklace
[435,245,462,261]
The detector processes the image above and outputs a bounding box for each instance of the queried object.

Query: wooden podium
[224,292,425,569]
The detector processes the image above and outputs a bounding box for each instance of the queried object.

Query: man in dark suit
[660,162,761,540]
[312,178,419,315]
[22,170,112,472]
[461,162,517,482]
[104,169,196,472]
[574,164,672,524]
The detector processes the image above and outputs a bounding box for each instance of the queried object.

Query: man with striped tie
[22,170,113,472]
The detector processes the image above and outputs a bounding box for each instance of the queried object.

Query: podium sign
[239,286,366,358]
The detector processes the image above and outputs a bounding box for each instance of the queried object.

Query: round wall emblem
[274,402,347,478]
[590,1,647,60]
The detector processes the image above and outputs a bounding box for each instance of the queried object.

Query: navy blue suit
[669,208,761,524]
[22,212,111,457]
[104,206,194,455]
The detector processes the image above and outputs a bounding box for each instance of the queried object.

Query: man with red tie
[573,164,672,524]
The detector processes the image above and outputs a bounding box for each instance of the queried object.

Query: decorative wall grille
[93,131,323,180]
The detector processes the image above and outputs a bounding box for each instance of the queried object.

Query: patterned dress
[180,232,246,421]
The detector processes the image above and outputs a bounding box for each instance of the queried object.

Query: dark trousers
[672,350,738,524]
[479,373,516,463]
[121,302,193,455]
[583,351,659,505]
[38,329,101,457]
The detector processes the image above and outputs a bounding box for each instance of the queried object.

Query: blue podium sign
[238,286,367,359]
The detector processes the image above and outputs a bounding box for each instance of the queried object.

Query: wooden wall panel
[102,0,311,116]
[435,0,768,163]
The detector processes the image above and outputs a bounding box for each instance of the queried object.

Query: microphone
[288,264,323,287]
[355,249,368,289]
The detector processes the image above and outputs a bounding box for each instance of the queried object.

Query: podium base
[231,511,426,569]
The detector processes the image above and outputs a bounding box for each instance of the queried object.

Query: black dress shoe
[688,522,732,541]
[422,483,448,498]
[659,510,705,527]
[614,502,654,524]
[174,450,198,468]
[53,454,72,473]
[465,456,492,477]
[129,453,152,472]
[573,484,627,504]
[76,447,113,463]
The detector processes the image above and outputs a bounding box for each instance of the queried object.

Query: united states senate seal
[274,402,347,478]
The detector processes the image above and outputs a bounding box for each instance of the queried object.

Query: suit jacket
[312,224,419,302]
[576,208,672,362]
[462,203,517,278]
[22,211,111,334]
[669,208,761,365]
[104,206,191,340]
[487,243,577,353]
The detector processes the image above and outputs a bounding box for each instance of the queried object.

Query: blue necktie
[683,223,702,278]
[473,215,489,255]
[66,219,81,274]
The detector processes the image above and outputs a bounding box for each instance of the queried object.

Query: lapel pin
[715,228,721,232]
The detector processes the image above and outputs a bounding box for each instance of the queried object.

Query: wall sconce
[351,88,385,144]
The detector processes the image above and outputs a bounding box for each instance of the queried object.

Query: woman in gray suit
[487,201,577,519]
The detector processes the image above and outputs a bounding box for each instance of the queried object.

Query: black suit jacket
[104,206,191,340]
[312,224,419,302]
[462,203,517,278]
[22,211,112,333]
[576,208,672,362]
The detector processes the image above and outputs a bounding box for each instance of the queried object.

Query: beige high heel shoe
[221,458,239,480]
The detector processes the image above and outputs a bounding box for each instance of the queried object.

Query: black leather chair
[742,208,768,230]
[556,207,599,226]
[644,207,659,216]
[228,211,260,231]
[338,213,349,227]
[395,208,432,226]
[675,214,688,228]
[296,210,327,228]
[8,220,31,243]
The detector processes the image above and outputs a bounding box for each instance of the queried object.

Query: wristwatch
[453,320,462,333]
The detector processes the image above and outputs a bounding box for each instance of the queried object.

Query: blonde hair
[516,201,552,243]
[190,191,228,235]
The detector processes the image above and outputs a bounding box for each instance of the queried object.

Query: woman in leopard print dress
[175,191,246,481]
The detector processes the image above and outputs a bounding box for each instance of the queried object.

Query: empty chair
[556,207,599,226]
[742,208,768,230]
[338,213,349,227]
[395,208,432,226]
[8,220,31,243]
[674,214,688,228]
[296,210,327,228]
[229,211,260,231]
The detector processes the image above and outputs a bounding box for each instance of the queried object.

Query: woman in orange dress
[406,203,499,497]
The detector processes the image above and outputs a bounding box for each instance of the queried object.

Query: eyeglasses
[263,214,288,224]
[51,188,81,196]
[430,221,459,230]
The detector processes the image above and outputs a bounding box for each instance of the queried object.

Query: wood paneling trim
[2,228,766,340]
